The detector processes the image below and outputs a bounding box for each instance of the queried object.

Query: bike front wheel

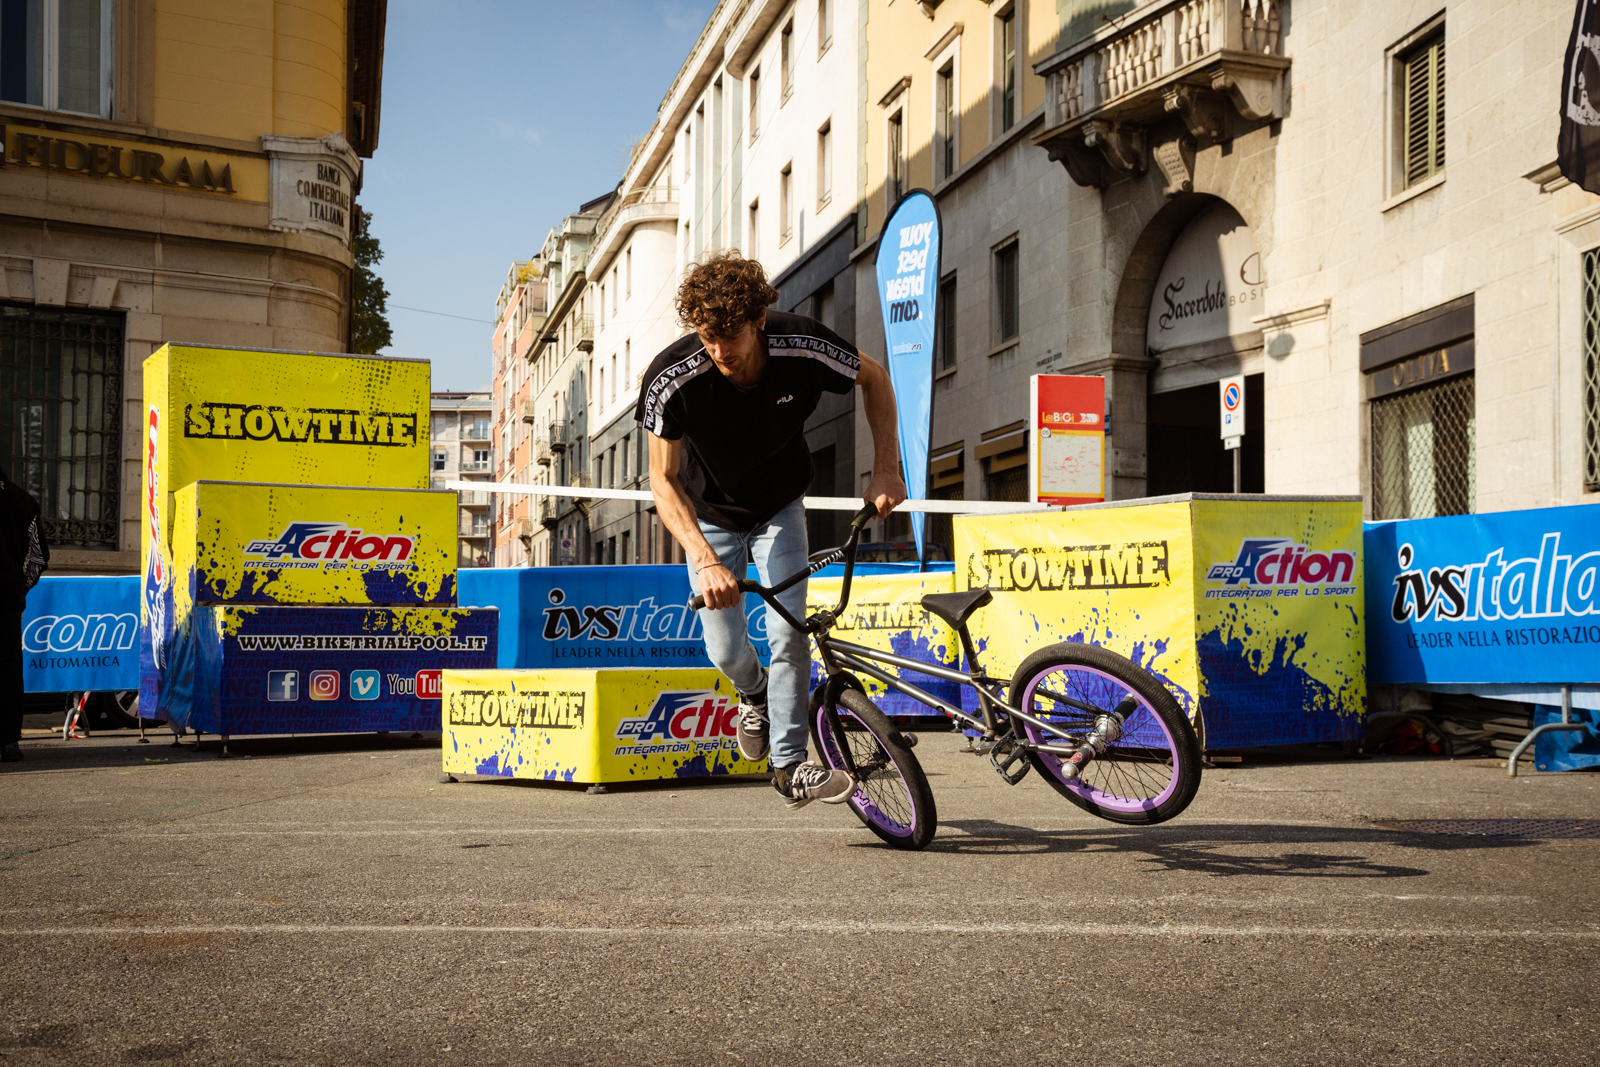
[1008,642,1201,825]
[811,688,937,850]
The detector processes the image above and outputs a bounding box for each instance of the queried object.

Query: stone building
[488,259,546,567]
[429,391,493,567]
[0,0,388,575]
[852,0,1598,530]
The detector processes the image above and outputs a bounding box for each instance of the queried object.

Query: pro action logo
[244,522,414,568]
[1204,538,1357,599]
[614,690,738,752]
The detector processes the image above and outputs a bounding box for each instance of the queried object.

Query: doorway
[1146,374,1263,496]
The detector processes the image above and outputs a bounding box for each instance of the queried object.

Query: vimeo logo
[350,669,380,701]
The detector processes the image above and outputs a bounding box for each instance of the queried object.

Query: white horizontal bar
[445,481,1052,515]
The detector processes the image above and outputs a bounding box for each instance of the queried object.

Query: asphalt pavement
[1,726,1596,1066]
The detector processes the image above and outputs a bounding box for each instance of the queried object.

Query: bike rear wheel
[1008,642,1200,825]
[811,688,937,850]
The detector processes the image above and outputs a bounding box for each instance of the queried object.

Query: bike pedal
[989,735,1030,785]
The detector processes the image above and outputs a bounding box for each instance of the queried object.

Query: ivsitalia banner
[874,191,942,564]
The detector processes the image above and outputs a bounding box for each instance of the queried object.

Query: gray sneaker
[773,761,855,809]
[736,697,770,762]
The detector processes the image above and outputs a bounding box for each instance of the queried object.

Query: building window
[994,240,1019,344]
[1583,249,1600,492]
[817,121,832,208]
[0,0,112,117]
[625,247,633,297]
[624,339,632,390]
[609,353,617,402]
[1372,375,1475,519]
[0,304,123,548]
[1398,28,1445,190]
[818,0,832,56]
[749,200,760,259]
[887,109,905,204]
[938,63,956,180]
[780,164,793,244]
[781,20,794,101]
[749,67,760,141]
[999,7,1017,133]
[683,221,691,265]
[979,423,1028,503]
[937,274,958,372]
[432,449,447,471]
[472,448,490,469]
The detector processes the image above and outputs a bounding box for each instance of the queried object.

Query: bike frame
[694,503,1101,756]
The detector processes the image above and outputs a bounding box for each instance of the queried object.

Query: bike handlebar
[687,501,879,628]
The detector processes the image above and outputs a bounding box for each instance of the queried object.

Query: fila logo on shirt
[776,395,794,404]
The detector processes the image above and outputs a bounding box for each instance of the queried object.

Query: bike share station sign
[1365,503,1600,771]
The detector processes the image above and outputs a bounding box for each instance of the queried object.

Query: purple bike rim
[1020,664,1182,814]
[815,705,916,838]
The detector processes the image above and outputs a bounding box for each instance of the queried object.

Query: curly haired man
[636,252,906,808]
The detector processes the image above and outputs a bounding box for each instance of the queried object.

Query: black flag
[1560,0,1600,192]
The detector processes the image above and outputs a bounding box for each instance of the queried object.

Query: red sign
[1030,375,1106,506]
[415,669,443,700]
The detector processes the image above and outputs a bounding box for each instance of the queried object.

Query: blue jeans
[686,498,811,768]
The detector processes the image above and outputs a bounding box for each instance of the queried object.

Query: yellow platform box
[169,481,459,612]
[442,668,769,783]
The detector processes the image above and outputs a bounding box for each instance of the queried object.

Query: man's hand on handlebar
[696,560,742,611]
[863,468,908,521]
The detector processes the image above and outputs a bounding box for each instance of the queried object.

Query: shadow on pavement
[0,731,442,774]
[914,818,1539,878]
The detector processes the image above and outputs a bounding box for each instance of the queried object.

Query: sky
[360,0,719,392]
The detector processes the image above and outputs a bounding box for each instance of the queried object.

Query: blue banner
[457,563,949,671]
[22,576,140,693]
[1365,503,1600,685]
[170,605,498,735]
[874,190,942,563]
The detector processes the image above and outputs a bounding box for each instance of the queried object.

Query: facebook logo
[266,670,299,702]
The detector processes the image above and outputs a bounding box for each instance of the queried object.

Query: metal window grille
[986,465,1027,503]
[938,276,958,372]
[1371,372,1475,520]
[0,302,124,549]
[1402,33,1445,189]
[1584,249,1600,492]
[996,243,1019,342]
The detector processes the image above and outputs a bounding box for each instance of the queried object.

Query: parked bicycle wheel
[811,688,937,850]
[1008,643,1200,825]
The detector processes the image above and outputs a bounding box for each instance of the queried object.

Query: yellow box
[442,668,768,783]
[954,496,1365,748]
[171,481,458,613]
[141,344,431,644]
[805,571,959,717]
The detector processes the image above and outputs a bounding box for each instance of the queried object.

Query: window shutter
[1403,37,1445,188]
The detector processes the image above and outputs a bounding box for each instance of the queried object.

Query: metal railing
[593,184,679,262]
[1043,0,1282,128]
[459,460,492,473]
[572,314,595,352]
[549,423,569,451]
[520,400,537,423]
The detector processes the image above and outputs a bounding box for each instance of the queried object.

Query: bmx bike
[690,503,1202,851]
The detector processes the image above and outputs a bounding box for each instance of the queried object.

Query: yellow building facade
[0,0,386,574]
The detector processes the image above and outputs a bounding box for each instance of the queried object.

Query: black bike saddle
[920,589,993,629]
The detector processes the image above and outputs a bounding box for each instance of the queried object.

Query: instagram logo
[308,670,340,701]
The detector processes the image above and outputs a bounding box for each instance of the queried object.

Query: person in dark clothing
[1,470,49,761]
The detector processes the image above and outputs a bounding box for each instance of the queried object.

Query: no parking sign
[1219,375,1245,448]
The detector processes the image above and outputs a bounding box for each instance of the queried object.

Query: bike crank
[1058,695,1139,781]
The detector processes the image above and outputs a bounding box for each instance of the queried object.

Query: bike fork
[1058,696,1139,781]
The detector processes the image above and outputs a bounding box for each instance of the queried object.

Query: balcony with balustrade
[1034,0,1287,192]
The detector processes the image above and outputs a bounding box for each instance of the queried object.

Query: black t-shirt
[635,310,858,532]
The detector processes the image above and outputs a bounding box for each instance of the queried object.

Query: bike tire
[1008,642,1201,825]
[810,688,937,850]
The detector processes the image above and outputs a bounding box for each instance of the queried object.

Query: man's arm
[648,433,742,610]
[856,353,907,518]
